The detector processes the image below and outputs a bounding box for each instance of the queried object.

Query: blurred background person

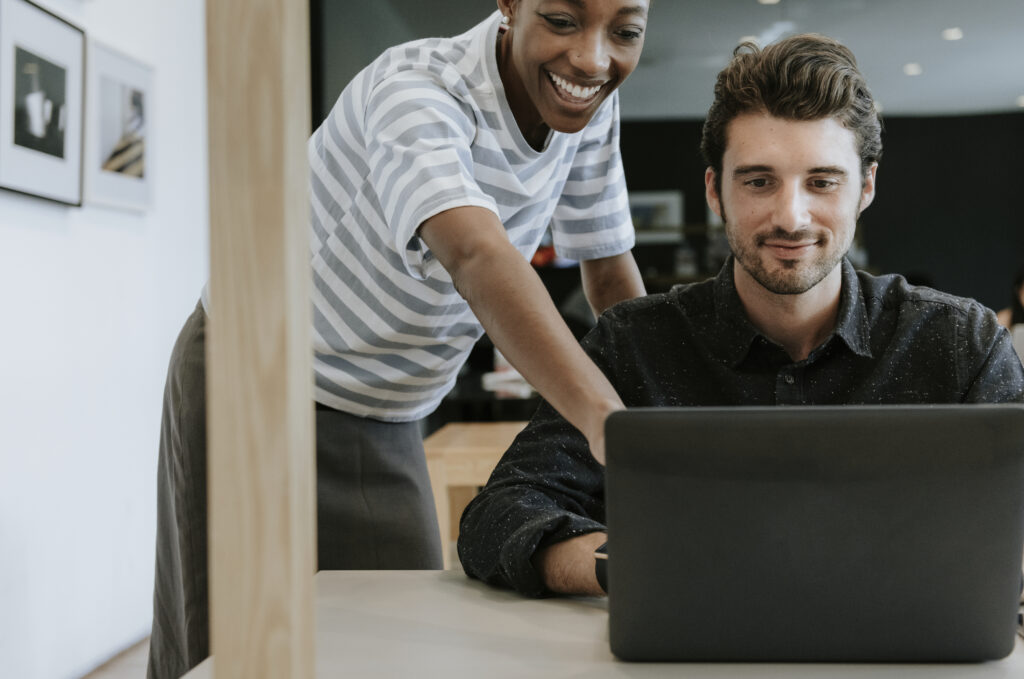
[996,267,1024,329]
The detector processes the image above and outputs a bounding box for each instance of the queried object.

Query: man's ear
[858,162,878,214]
[705,167,723,219]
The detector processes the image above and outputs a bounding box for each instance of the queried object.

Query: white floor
[82,638,148,679]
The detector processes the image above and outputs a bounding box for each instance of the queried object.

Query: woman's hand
[420,205,635,465]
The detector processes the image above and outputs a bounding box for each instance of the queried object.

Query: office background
[313,0,1024,309]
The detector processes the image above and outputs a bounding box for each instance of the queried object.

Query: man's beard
[723,203,853,295]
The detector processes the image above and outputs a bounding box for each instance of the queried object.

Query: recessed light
[903,62,923,76]
[758,0,782,5]
[941,27,964,41]
[1016,95,1024,108]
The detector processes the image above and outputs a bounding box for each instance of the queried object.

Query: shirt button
[784,374,795,385]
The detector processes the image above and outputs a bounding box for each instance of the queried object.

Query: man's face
[498,0,648,136]
[705,113,877,296]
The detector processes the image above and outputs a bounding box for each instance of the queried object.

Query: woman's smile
[547,71,605,103]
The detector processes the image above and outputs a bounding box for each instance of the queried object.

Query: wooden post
[205,0,315,677]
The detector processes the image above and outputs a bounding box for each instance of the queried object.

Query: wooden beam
[205,0,315,677]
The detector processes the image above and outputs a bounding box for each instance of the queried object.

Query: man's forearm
[533,531,608,596]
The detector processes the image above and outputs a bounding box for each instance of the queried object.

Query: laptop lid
[605,404,1024,662]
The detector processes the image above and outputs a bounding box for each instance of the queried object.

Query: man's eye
[812,179,839,190]
[745,178,769,188]
[617,27,644,41]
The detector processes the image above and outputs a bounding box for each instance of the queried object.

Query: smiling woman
[495,0,648,148]
[147,2,653,677]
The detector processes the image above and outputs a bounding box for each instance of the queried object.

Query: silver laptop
[604,405,1024,662]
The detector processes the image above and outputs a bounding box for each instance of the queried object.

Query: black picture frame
[0,0,85,205]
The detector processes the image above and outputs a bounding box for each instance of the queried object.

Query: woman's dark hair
[700,33,882,191]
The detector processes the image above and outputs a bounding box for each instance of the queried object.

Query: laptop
[604,404,1024,662]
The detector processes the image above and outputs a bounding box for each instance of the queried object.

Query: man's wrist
[535,531,608,597]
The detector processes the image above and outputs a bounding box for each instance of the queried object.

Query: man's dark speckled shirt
[457,257,1024,597]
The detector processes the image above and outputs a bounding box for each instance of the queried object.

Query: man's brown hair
[701,34,882,188]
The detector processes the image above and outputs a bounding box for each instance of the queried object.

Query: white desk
[186,570,1023,678]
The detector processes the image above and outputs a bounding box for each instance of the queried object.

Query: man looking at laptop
[457,33,1024,597]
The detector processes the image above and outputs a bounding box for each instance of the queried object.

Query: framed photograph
[628,190,684,243]
[84,40,152,211]
[0,0,84,205]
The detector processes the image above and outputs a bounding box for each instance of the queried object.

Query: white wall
[0,1,208,677]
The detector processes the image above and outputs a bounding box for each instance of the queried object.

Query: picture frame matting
[0,0,85,205]
[84,39,153,211]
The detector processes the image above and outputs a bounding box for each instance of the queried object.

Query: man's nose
[772,183,811,231]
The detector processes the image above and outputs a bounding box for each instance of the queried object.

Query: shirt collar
[711,258,761,367]
[832,258,874,360]
[711,256,874,368]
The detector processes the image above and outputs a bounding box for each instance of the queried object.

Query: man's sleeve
[457,318,620,597]
[961,303,1024,402]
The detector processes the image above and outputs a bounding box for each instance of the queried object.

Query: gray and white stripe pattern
[307,11,634,421]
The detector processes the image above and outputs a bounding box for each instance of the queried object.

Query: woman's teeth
[548,72,601,100]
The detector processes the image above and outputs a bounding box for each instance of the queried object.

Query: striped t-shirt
[308,11,635,422]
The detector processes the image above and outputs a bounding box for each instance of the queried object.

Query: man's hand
[533,531,608,597]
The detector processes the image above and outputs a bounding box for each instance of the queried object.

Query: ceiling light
[739,35,759,45]
[903,62,923,76]
[1016,95,1024,108]
[941,27,964,41]
[758,0,782,4]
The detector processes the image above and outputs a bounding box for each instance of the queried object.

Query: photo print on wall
[84,40,153,210]
[13,45,67,158]
[0,0,84,205]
